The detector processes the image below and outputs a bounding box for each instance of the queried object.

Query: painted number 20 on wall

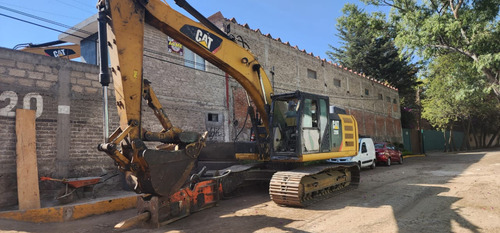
[0,91,43,118]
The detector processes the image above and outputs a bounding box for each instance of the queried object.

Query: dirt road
[1,149,499,233]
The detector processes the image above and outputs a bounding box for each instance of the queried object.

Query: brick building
[0,10,401,208]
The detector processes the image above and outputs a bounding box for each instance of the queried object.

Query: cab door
[301,98,320,153]
[300,97,328,154]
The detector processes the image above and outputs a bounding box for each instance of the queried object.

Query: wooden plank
[16,109,41,210]
[0,195,139,223]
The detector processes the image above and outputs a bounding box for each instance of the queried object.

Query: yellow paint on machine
[300,150,358,162]
[235,153,261,161]
[338,114,359,154]
[0,195,138,223]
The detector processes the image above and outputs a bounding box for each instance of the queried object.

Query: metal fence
[403,129,465,153]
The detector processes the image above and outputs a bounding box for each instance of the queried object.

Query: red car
[374,142,402,166]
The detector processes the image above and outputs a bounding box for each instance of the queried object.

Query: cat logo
[44,48,76,58]
[195,29,213,49]
[180,25,222,53]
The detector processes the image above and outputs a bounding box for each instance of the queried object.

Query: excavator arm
[97,0,272,197]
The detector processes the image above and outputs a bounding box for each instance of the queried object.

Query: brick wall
[0,48,120,208]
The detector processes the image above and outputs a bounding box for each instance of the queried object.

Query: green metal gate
[403,129,465,153]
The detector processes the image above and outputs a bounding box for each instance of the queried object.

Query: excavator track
[269,163,360,207]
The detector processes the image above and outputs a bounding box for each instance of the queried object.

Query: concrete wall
[0,48,119,208]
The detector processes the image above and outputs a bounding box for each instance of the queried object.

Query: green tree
[421,76,458,151]
[327,4,420,128]
[362,0,500,99]
[422,53,499,150]
[327,4,383,73]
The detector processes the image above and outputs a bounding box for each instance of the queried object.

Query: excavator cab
[270,91,327,159]
[270,91,357,161]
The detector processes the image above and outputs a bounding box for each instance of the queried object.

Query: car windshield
[375,144,384,149]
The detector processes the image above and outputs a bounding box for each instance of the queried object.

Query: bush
[402,150,413,156]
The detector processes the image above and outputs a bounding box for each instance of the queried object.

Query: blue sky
[0,0,385,61]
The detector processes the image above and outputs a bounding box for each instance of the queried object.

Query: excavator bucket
[136,133,207,197]
[142,150,196,196]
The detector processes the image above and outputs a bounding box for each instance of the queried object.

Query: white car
[327,137,376,169]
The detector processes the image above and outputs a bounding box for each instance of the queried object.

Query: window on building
[378,94,383,100]
[365,88,369,96]
[334,79,341,87]
[207,113,219,122]
[386,96,391,102]
[393,98,397,104]
[184,48,206,70]
[307,69,317,79]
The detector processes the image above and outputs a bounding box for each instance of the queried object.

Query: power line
[0,13,88,41]
[68,0,93,8]
[0,1,83,20]
[144,48,226,77]
[144,47,223,75]
[53,0,94,14]
[0,5,94,36]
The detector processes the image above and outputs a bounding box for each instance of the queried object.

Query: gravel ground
[0,149,499,233]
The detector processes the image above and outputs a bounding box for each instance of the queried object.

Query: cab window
[302,99,318,128]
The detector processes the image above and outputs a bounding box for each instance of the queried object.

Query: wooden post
[16,109,41,210]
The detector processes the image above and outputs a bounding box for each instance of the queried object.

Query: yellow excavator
[96,0,360,227]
